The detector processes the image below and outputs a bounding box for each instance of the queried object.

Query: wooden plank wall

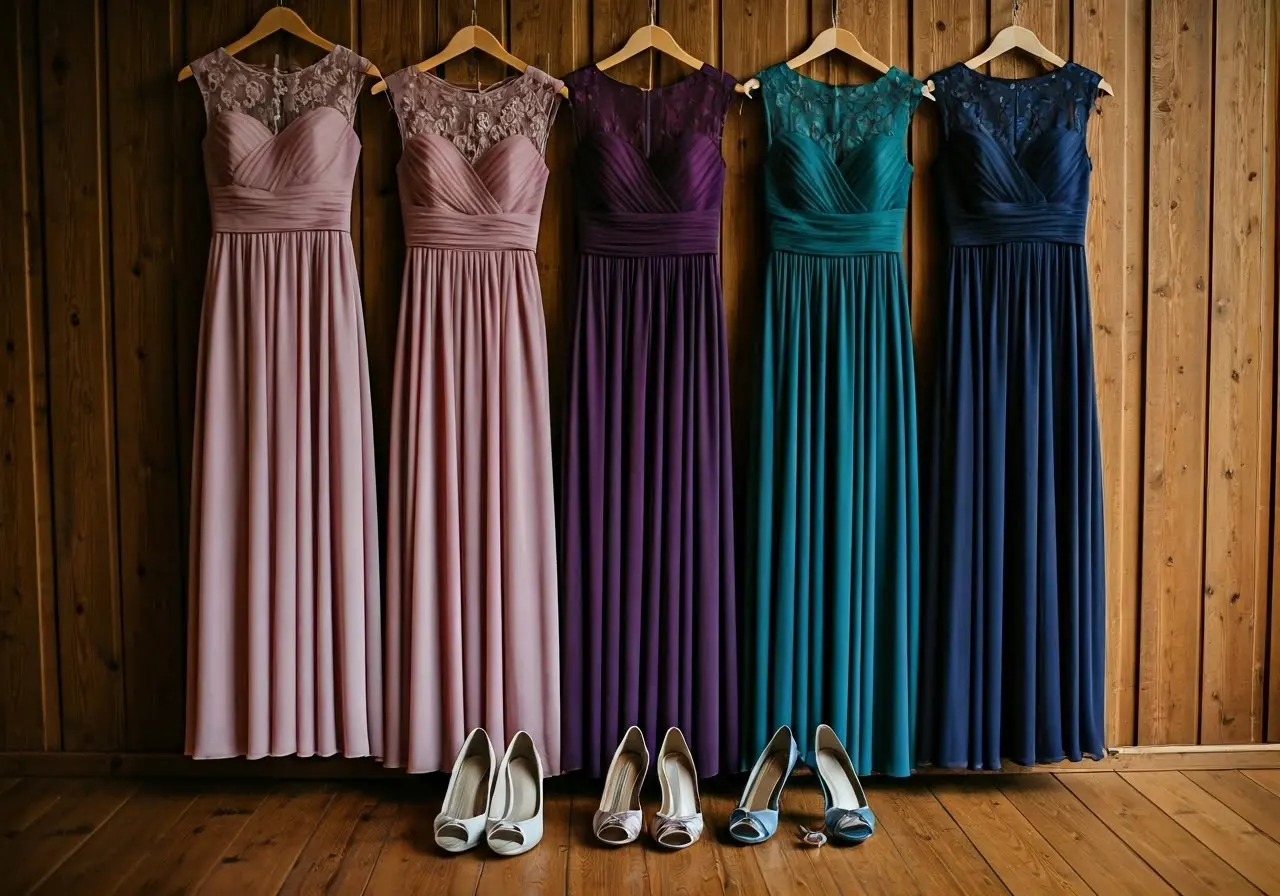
[0,0,1276,755]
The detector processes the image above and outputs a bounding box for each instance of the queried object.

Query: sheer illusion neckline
[588,62,712,93]
[216,45,342,76]
[414,67,534,96]
[784,64,906,94]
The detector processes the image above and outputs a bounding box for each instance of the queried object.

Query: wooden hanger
[592,2,713,91]
[942,25,1114,95]
[178,4,382,82]
[371,10,568,97]
[738,25,934,100]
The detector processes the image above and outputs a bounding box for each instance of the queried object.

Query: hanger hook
[831,0,838,29]
[649,0,656,27]
[472,0,478,27]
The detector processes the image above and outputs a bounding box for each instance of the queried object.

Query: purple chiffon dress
[559,64,740,777]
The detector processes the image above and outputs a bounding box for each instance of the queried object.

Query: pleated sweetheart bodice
[566,63,739,257]
[931,61,1098,246]
[760,64,923,257]
[198,46,368,234]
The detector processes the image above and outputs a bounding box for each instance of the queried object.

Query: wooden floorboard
[1184,769,1280,844]
[930,778,1094,895]
[1000,776,1175,895]
[1059,772,1260,893]
[1,771,1279,895]
[0,778,135,893]
[1121,771,1280,893]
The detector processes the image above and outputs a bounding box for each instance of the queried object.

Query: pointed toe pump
[594,726,649,846]
[434,728,496,853]
[729,726,800,844]
[485,731,545,856]
[812,724,875,845]
[653,727,704,849]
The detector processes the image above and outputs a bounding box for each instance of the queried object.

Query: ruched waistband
[769,208,904,256]
[210,185,352,233]
[402,208,540,251]
[578,209,720,256]
[947,201,1086,247]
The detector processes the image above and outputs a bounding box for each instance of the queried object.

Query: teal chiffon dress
[745,65,922,776]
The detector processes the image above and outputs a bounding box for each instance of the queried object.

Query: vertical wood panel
[589,0,652,87]
[0,0,60,751]
[510,0,588,452]
[106,0,186,751]
[910,0,987,352]
[989,0,1069,76]
[358,1,433,518]
[720,0,808,629]
[440,0,507,86]
[1,0,1277,756]
[39,0,126,751]
[1139,0,1215,744]
[1266,0,1280,746]
[1075,0,1148,746]
[1201,0,1275,745]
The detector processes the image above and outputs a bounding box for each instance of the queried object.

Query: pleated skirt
[383,247,561,774]
[746,250,920,777]
[186,231,383,760]
[560,254,739,777]
[918,242,1106,770]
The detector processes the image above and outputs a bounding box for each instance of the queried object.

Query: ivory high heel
[653,727,703,849]
[485,731,545,856]
[809,724,875,845]
[594,726,649,845]
[434,728,495,853]
[729,725,799,844]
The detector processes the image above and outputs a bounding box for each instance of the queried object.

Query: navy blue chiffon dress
[918,63,1107,770]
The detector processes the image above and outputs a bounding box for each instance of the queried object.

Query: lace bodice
[190,45,368,132]
[930,62,1101,155]
[759,65,923,163]
[385,66,563,161]
[564,64,737,157]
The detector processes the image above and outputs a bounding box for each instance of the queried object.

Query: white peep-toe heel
[434,728,495,853]
[485,731,545,856]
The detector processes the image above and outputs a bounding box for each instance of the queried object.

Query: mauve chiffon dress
[559,64,740,777]
[185,47,382,759]
[382,66,564,773]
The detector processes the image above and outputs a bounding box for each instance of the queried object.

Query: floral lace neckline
[587,62,713,94]
[411,67,534,96]
[215,45,342,77]
[782,64,912,95]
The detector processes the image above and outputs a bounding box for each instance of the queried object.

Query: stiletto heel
[594,726,648,845]
[729,726,799,844]
[810,724,875,845]
[653,727,703,849]
[485,731,545,856]
[434,728,495,853]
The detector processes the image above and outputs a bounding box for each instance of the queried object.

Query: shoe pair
[594,726,705,849]
[729,724,875,846]
[435,729,545,857]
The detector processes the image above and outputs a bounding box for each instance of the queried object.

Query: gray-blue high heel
[728,726,800,844]
[809,724,875,845]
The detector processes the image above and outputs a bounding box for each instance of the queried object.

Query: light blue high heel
[728,726,800,844]
[808,724,875,845]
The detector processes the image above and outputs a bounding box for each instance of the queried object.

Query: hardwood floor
[1,771,1277,895]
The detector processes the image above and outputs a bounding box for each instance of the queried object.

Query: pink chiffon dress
[185,47,383,760]
[381,66,564,773]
